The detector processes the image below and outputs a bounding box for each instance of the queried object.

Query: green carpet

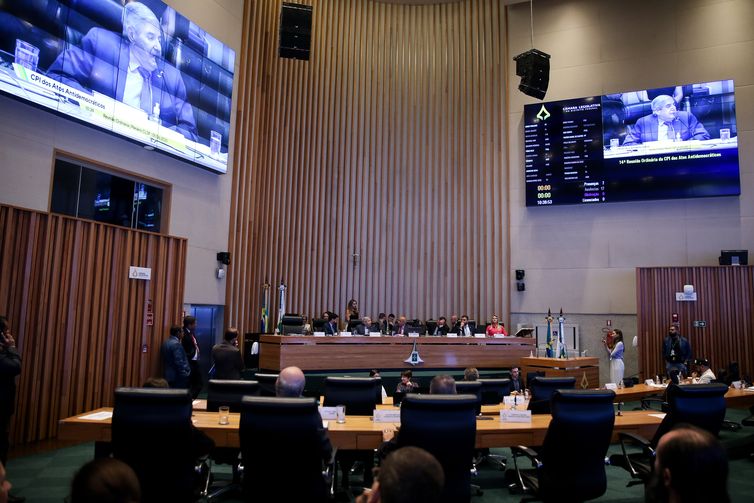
[6,406,754,502]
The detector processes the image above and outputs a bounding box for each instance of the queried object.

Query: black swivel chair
[508,389,616,502]
[112,387,204,503]
[397,395,479,503]
[323,377,380,488]
[239,396,336,502]
[455,381,483,414]
[609,383,728,487]
[253,372,279,396]
[205,379,259,499]
[527,377,576,414]
[479,378,512,405]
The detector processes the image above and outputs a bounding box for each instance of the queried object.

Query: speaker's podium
[521,356,600,388]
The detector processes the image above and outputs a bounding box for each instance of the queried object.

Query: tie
[666,121,675,140]
[138,67,153,114]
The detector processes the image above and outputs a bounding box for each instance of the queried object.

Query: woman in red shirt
[485,315,507,337]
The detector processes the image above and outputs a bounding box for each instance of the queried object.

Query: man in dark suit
[0,316,24,503]
[160,325,190,390]
[323,312,338,335]
[432,316,450,336]
[181,316,202,398]
[623,95,709,145]
[46,2,197,141]
[211,329,244,380]
[510,367,523,392]
[355,317,378,335]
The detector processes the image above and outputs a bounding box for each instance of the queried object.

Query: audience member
[396,370,419,393]
[0,461,13,503]
[695,358,716,384]
[181,315,202,398]
[429,375,456,395]
[648,424,729,503]
[0,316,22,503]
[161,325,190,389]
[356,447,444,503]
[142,377,169,388]
[211,329,244,380]
[69,458,140,503]
[463,367,479,381]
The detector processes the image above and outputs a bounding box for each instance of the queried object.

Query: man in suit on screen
[623,94,709,145]
[47,2,197,141]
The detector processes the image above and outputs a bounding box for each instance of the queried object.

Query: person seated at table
[369,369,388,402]
[322,311,338,335]
[356,447,444,503]
[510,367,523,392]
[431,316,449,336]
[457,315,473,337]
[463,367,479,382]
[69,458,140,503]
[694,358,716,384]
[355,316,375,335]
[623,94,710,145]
[394,316,409,336]
[396,370,419,393]
[485,315,507,337]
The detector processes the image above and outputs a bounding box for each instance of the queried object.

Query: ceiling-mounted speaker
[514,49,550,100]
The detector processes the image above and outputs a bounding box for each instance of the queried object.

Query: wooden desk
[260,335,535,371]
[58,408,663,451]
[521,356,601,388]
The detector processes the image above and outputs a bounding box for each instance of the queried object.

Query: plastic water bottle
[524,389,529,401]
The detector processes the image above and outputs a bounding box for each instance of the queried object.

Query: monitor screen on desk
[0,0,235,173]
[524,80,739,206]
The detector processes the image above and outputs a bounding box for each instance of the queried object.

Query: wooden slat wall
[636,266,754,380]
[0,205,186,444]
[227,0,508,333]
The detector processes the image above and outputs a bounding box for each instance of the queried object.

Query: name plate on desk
[502,396,529,409]
[500,409,532,423]
[369,332,381,337]
[447,333,457,338]
[313,332,325,337]
[408,332,420,338]
[474,334,486,338]
[373,409,401,422]
[319,406,338,420]
[605,382,618,390]
[339,332,352,337]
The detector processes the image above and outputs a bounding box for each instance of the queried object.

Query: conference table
[58,407,664,451]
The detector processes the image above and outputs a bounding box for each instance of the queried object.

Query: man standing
[182,316,202,398]
[662,325,692,377]
[211,329,244,380]
[161,325,190,389]
[0,317,23,503]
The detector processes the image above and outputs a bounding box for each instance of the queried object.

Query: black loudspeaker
[216,252,231,265]
[513,49,550,100]
[279,3,312,60]
[515,269,525,281]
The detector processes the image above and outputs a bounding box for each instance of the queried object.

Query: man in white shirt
[696,358,716,384]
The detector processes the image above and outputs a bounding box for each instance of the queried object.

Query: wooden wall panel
[227,0,509,333]
[636,266,754,381]
[0,205,186,444]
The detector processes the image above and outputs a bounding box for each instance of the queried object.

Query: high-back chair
[253,372,279,396]
[206,379,260,412]
[508,389,616,502]
[479,378,512,405]
[239,396,335,502]
[322,377,379,415]
[112,388,200,503]
[609,383,728,487]
[527,376,576,414]
[398,395,478,503]
[455,381,483,414]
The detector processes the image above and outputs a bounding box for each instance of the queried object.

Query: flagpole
[276,281,286,334]
[558,308,567,359]
[261,281,270,333]
[545,308,554,357]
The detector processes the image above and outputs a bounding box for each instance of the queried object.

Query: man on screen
[47,2,197,142]
[623,94,709,145]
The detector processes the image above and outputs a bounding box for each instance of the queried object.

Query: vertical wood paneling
[0,205,186,444]
[637,267,754,380]
[227,0,509,332]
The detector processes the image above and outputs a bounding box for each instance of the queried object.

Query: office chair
[455,381,483,414]
[323,377,380,489]
[205,379,259,499]
[507,389,616,502]
[253,372,279,396]
[397,394,479,503]
[525,371,545,388]
[527,377,576,414]
[112,387,205,503]
[239,396,336,502]
[609,383,728,487]
[479,378,512,405]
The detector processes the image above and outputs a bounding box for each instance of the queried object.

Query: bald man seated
[275,367,333,462]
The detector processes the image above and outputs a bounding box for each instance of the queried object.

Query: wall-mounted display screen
[0,0,235,173]
[524,80,739,206]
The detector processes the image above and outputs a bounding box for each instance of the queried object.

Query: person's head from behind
[224,328,239,346]
[612,328,624,344]
[122,2,162,72]
[182,315,196,331]
[360,446,444,503]
[463,367,479,381]
[70,458,140,503]
[0,460,12,503]
[169,325,183,340]
[400,370,413,385]
[369,369,381,378]
[276,366,305,397]
[143,377,168,388]
[652,94,677,123]
[430,374,456,395]
[650,424,729,503]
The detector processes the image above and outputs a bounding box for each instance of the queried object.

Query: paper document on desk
[649,413,667,419]
[79,411,113,421]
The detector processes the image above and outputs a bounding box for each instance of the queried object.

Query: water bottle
[524,389,529,401]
